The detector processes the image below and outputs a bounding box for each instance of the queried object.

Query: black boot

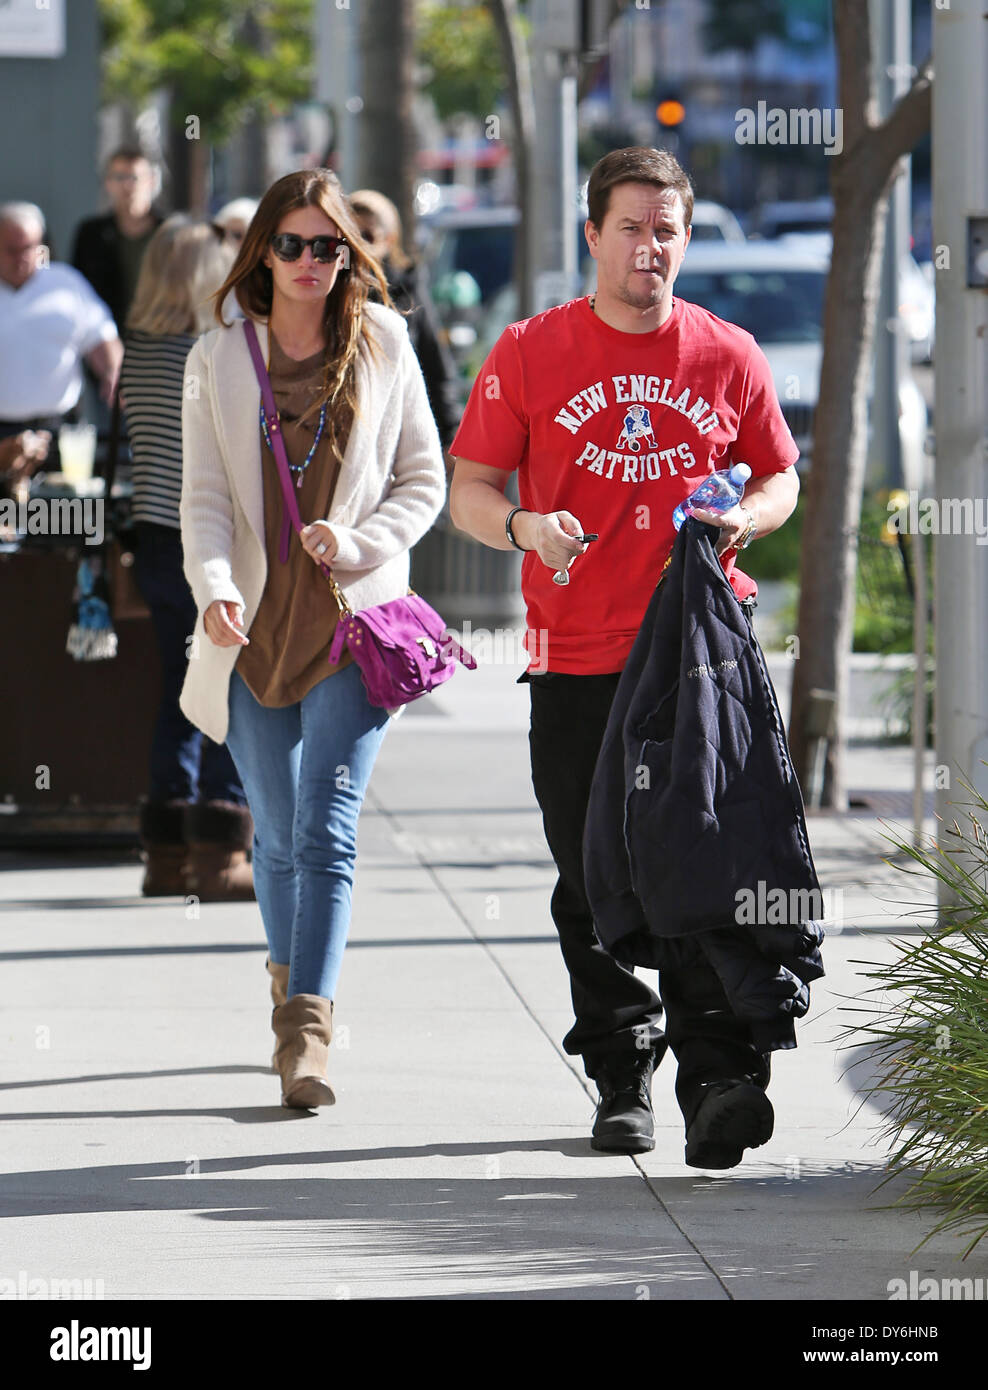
[183,801,255,903]
[589,1048,659,1154]
[138,799,191,897]
[684,1081,774,1170]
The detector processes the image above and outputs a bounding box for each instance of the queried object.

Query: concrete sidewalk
[1,648,984,1301]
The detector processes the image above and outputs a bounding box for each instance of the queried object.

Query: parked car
[773,231,934,364]
[419,198,744,312]
[668,242,929,480]
[752,204,934,362]
[750,197,835,240]
[690,199,746,243]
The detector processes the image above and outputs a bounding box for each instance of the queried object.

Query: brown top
[236,331,353,706]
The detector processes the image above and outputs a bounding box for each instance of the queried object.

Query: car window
[431,225,516,302]
[689,222,727,241]
[766,218,831,237]
[429,218,594,304]
[674,269,826,344]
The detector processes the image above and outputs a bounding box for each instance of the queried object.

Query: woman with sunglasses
[179,169,446,1108]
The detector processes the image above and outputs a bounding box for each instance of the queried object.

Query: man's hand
[514,510,589,575]
[689,502,751,556]
[300,521,338,565]
[690,468,800,556]
[203,600,249,647]
[0,430,51,485]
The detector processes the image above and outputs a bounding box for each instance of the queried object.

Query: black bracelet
[505,506,529,551]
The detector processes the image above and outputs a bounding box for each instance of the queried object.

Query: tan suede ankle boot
[272,994,335,1109]
[266,959,290,1070]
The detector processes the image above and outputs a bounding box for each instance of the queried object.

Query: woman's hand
[203,600,249,647]
[300,521,338,565]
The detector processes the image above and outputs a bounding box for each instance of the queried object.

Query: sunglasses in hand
[269,233,347,263]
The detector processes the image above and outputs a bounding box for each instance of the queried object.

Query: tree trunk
[487,0,535,319]
[355,0,418,244]
[788,0,931,807]
[187,137,210,216]
[166,110,190,212]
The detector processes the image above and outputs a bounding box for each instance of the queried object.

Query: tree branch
[872,53,933,185]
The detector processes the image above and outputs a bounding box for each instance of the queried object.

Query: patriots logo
[616,404,658,453]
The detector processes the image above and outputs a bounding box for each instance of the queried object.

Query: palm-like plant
[844,777,988,1256]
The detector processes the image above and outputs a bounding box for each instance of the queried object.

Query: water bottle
[672,463,752,531]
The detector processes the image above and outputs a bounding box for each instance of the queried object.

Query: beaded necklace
[260,397,327,490]
[259,336,328,490]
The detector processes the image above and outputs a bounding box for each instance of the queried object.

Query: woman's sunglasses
[269,233,346,263]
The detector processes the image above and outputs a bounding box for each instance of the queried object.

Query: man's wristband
[505,506,529,551]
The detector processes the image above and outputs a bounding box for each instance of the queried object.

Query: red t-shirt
[450,294,799,675]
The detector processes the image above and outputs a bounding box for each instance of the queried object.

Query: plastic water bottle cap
[729,463,752,484]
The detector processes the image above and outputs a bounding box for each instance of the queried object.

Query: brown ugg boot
[266,959,290,1069]
[184,801,255,902]
[138,800,191,897]
[272,994,335,1109]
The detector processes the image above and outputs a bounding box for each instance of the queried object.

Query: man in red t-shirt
[450,147,800,1168]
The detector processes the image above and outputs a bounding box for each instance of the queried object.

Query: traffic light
[656,96,686,128]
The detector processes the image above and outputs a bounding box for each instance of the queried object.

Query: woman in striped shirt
[121,217,251,900]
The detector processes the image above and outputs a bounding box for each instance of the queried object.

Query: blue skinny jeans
[225,663,391,1000]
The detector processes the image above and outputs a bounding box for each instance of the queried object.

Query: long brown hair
[212,168,395,454]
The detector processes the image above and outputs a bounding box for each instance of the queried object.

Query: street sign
[0,0,65,59]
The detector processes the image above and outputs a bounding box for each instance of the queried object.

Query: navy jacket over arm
[583,518,825,1052]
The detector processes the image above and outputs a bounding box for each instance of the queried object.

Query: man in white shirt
[0,202,122,482]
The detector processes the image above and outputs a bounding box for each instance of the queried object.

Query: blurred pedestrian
[213,198,259,322]
[179,168,445,1108]
[0,202,120,470]
[349,188,461,453]
[72,146,164,332]
[121,215,254,900]
[213,197,259,250]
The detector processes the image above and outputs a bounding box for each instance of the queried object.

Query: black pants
[133,521,245,806]
[520,626,770,1120]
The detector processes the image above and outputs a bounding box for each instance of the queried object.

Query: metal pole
[911,477,929,846]
[868,0,910,491]
[884,1,926,847]
[932,0,988,884]
[315,0,360,187]
[528,0,580,315]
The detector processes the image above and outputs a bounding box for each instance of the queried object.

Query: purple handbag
[244,320,476,708]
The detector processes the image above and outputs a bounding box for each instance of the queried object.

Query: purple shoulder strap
[243,318,330,574]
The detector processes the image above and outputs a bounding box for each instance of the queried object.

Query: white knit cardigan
[179,303,447,743]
